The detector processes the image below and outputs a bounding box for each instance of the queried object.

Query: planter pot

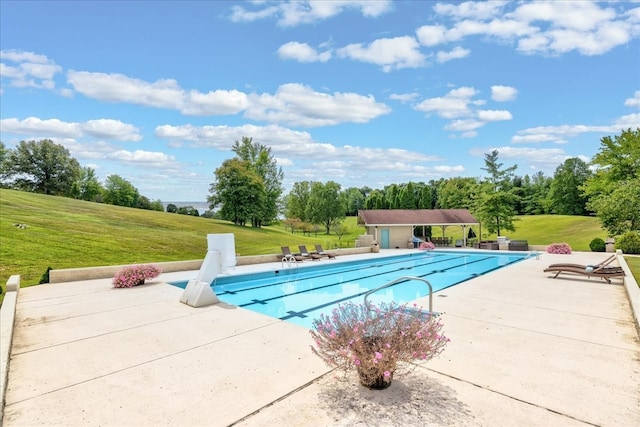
[357,366,393,389]
[355,335,395,389]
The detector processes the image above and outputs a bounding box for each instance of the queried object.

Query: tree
[343,187,366,215]
[177,206,200,216]
[397,182,417,209]
[166,203,178,213]
[4,139,80,196]
[365,189,385,209]
[519,172,552,215]
[208,158,265,226]
[149,199,165,211]
[588,179,640,235]
[548,158,591,215]
[437,177,478,209]
[384,184,399,209]
[474,150,519,236]
[286,181,312,221]
[582,128,640,234]
[0,141,10,187]
[232,137,284,227]
[416,182,434,209]
[103,175,140,207]
[70,167,103,201]
[306,181,346,234]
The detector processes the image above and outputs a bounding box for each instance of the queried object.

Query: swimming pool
[171,251,529,329]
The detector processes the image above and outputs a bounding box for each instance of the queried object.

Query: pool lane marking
[215,253,459,296]
[238,255,496,311]
[277,257,509,321]
[231,255,470,304]
[216,252,448,295]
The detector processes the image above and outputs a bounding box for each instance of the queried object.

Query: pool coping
[1,249,639,426]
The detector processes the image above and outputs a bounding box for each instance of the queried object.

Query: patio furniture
[508,240,529,251]
[543,255,625,284]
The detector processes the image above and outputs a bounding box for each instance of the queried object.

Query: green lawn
[442,214,607,251]
[1,189,637,297]
[0,189,364,290]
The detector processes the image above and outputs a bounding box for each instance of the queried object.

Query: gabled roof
[358,209,479,226]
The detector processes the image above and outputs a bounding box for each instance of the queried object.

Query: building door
[380,228,390,249]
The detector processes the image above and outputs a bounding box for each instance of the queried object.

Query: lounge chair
[314,244,336,259]
[545,254,618,270]
[543,254,625,284]
[298,245,322,260]
[281,246,304,263]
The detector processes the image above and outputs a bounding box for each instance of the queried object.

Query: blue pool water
[170,251,528,329]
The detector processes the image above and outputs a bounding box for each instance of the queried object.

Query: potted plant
[419,241,436,250]
[112,264,162,288]
[310,301,449,389]
[546,242,572,254]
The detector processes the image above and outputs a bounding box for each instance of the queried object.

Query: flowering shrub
[112,264,161,288]
[419,241,436,250]
[310,301,449,389]
[546,242,572,254]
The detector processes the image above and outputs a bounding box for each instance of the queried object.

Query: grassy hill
[0,189,609,293]
[0,189,364,290]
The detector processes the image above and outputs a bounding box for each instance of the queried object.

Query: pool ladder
[363,276,435,314]
[281,255,299,269]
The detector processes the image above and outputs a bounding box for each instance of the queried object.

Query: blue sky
[1,1,639,203]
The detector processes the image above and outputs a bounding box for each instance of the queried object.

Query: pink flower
[384,371,391,378]
[374,352,383,360]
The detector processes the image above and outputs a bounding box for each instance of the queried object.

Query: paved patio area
[2,250,639,426]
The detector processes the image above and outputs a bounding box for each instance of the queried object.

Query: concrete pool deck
[1,250,639,426]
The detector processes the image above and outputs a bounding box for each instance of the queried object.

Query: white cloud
[0,117,141,142]
[66,71,390,127]
[337,36,426,72]
[80,119,142,141]
[155,123,437,165]
[414,86,480,119]
[183,89,250,116]
[415,25,448,47]
[230,0,392,27]
[67,71,249,116]
[67,71,184,109]
[512,120,640,145]
[419,1,637,57]
[625,91,640,109]
[0,50,61,89]
[485,146,580,169]
[277,41,332,62]
[445,119,484,132]
[434,1,507,20]
[389,92,419,103]
[107,149,177,167]
[491,85,518,102]
[614,113,640,129]
[416,86,515,136]
[477,109,512,121]
[245,83,391,127]
[436,46,471,63]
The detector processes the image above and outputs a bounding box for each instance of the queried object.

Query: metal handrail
[363,276,434,313]
[281,255,299,269]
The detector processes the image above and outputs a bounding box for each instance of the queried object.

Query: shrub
[617,231,640,254]
[589,238,606,252]
[419,241,436,250]
[112,264,161,288]
[310,301,449,389]
[546,242,572,254]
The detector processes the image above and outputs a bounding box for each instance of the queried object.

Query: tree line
[1,128,638,238]
[0,139,166,211]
